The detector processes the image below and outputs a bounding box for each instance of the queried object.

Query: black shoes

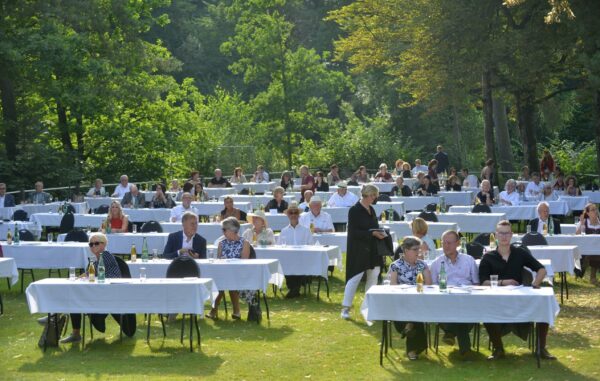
[487,348,505,360]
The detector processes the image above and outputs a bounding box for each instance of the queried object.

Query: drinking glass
[47,233,53,243]
[490,275,499,288]
[526,225,532,234]
[208,249,215,263]
[69,267,76,281]
[279,237,286,247]
[152,249,159,261]
[132,224,137,234]
[139,267,146,282]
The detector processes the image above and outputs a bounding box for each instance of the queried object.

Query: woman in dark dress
[476,179,495,205]
[445,175,462,191]
[415,175,437,196]
[264,186,288,213]
[341,184,386,320]
[576,203,600,285]
[315,171,329,192]
[280,172,294,190]
[391,176,413,196]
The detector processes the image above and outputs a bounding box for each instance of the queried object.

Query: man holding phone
[162,212,207,259]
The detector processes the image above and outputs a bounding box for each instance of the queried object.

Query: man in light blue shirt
[430,230,479,358]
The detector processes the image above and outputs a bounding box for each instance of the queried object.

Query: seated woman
[415,175,437,196]
[576,203,600,285]
[208,217,252,320]
[151,183,175,208]
[230,167,247,184]
[264,186,288,213]
[194,182,209,202]
[374,163,393,182]
[105,201,129,233]
[315,171,330,191]
[280,171,294,190]
[347,172,360,186]
[168,179,181,193]
[565,175,582,196]
[176,182,195,201]
[542,183,558,201]
[392,159,404,176]
[553,173,565,191]
[401,162,413,178]
[476,179,495,205]
[445,175,462,191]
[391,176,413,196]
[60,233,136,343]
[388,236,432,360]
[242,210,275,245]
[220,196,247,221]
[411,217,436,260]
[356,166,370,183]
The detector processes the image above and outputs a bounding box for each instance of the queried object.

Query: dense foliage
[0,0,598,191]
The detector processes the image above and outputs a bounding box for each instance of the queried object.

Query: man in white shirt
[429,230,479,357]
[529,201,561,235]
[498,179,520,206]
[525,172,544,201]
[327,181,359,207]
[411,159,429,176]
[86,178,107,197]
[298,190,313,212]
[461,168,479,188]
[170,192,198,222]
[299,196,334,233]
[278,203,314,298]
[112,175,132,198]
[253,165,269,182]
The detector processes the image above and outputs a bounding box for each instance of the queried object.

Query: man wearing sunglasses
[60,233,136,344]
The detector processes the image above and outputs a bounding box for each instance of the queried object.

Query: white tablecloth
[218,194,294,209]
[58,232,170,255]
[449,202,570,220]
[526,245,580,274]
[186,201,252,215]
[160,222,251,243]
[561,224,576,234]
[263,214,290,231]
[390,196,438,211]
[291,191,335,202]
[582,191,600,204]
[84,197,119,210]
[231,182,276,194]
[437,191,475,206]
[558,196,589,211]
[1,203,89,219]
[26,278,217,314]
[30,213,107,229]
[204,187,236,199]
[0,221,42,239]
[514,234,598,256]
[371,182,395,193]
[382,221,459,239]
[363,285,560,326]
[312,233,348,253]
[329,185,362,197]
[3,242,92,269]
[0,257,19,285]
[372,202,405,218]
[123,208,171,223]
[406,212,506,233]
[254,245,341,277]
[321,207,350,223]
[127,258,283,292]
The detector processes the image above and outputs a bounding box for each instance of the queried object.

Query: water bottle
[460,237,467,254]
[549,218,554,236]
[97,254,106,283]
[439,262,448,293]
[13,225,20,245]
[141,237,149,262]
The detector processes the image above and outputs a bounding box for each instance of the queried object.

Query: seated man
[87,178,107,197]
[461,168,479,188]
[252,165,269,183]
[60,233,136,343]
[278,203,314,298]
[327,164,342,186]
[0,183,15,207]
[327,181,358,207]
[208,168,231,188]
[498,179,520,206]
[170,192,198,222]
[529,201,561,235]
[299,196,334,233]
[525,172,544,201]
[430,230,479,358]
[120,185,145,209]
[112,175,132,198]
[374,163,393,182]
[28,181,52,204]
[163,212,207,259]
[298,190,313,212]
[411,159,429,176]
[479,220,555,360]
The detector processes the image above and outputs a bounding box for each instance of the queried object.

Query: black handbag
[371,228,394,257]
[38,314,67,348]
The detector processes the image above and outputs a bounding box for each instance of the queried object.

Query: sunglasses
[88,241,104,247]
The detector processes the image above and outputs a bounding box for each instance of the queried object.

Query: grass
[1,267,599,381]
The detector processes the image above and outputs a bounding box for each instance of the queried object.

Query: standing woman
[480,159,495,186]
[388,236,432,360]
[539,149,555,181]
[576,203,600,285]
[341,184,386,319]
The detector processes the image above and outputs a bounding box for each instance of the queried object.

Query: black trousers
[440,323,473,353]
[70,313,137,337]
[393,321,427,354]
[285,275,307,291]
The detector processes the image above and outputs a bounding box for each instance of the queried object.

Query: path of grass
[1,268,599,380]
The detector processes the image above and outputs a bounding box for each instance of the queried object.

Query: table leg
[535,323,541,368]
[189,314,193,352]
[43,313,51,352]
[564,272,569,300]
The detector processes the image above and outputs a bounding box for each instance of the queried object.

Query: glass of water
[526,225,532,234]
[47,233,53,243]
[279,237,286,247]
[132,224,137,234]
[490,275,499,288]
[69,267,76,281]
[139,267,146,282]
[152,249,158,261]
[208,249,215,263]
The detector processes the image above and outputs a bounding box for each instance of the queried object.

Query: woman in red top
[107,201,129,233]
[540,149,555,181]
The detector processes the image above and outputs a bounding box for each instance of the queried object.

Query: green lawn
[1,268,599,381]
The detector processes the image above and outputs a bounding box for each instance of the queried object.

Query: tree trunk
[452,104,464,170]
[481,70,497,183]
[56,101,74,152]
[75,113,85,161]
[492,96,515,173]
[0,77,19,161]
[516,90,538,174]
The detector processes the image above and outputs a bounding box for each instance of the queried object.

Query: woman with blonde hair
[411,217,436,260]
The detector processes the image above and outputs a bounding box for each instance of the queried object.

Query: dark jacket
[345,201,383,281]
[391,185,413,197]
[529,217,561,235]
[2,193,15,207]
[121,192,146,209]
[162,231,207,259]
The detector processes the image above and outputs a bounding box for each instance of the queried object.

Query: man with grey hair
[299,196,334,233]
[121,184,145,209]
[163,212,206,259]
[170,192,198,222]
[112,175,132,198]
[529,201,561,235]
[498,179,520,206]
[327,181,358,207]
[28,181,52,204]
[208,168,230,188]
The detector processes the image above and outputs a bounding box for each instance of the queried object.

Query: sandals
[206,309,219,320]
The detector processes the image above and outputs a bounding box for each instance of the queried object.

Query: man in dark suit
[120,185,145,209]
[529,201,561,235]
[0,183,15,207]
[434,145,449,174]
[163,212,207,259]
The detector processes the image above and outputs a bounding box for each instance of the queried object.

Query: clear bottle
[548,218,554,236]
[97,254,105,283]
[13,225,20,245]
[460,236,467,253]
[88,258,96,282]
[6,229,12,245]
[542,222,548,236]
[489,233,497,250]
[141,237,149,262]
[439,262,447,293]
[381,211,387,223]
[416,271,424,293]
[106,218,112,234]
[130,244,137,263]
[439,196,446,213]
